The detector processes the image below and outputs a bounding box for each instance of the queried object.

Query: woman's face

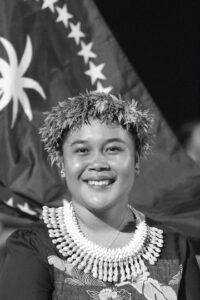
[62,120,138,212]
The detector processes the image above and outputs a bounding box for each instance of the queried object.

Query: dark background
[94,0,200,134]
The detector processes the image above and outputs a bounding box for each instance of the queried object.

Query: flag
[0,0,200,238]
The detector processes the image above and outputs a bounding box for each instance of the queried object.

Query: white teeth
[87,180,110,186]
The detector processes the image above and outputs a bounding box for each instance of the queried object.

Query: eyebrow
[70,138,126,147]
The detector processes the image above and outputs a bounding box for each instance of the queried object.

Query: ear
[57,155,65,177]
[56,153,62,165]
[135,152,140,174]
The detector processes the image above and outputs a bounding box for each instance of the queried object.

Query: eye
[74,147,89,155]
[106,146,122,153]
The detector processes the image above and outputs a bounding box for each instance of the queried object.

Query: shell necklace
[42,202,164,283]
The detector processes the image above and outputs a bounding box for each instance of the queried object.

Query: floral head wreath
[39,91,154,169]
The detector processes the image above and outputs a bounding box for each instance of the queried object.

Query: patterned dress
[0,218,200,300]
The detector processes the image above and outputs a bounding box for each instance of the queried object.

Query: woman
[0,91,199,300]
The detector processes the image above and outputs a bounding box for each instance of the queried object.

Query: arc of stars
[85,61,106,85]
[56,4,73,28]
[96,81,113,93]
[42,0,59,13]
[78,41,97,64]
[68,22,85,45]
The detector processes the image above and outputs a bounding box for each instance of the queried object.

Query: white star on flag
[0,36,46,127]
[42,0,59,13]
[17,202,37,216]
[68,22,85,45]
[78,41,97,64]
[85,61,106,85]
[5,198,14,207]
[56,4,73,28]
[96,81,113,93]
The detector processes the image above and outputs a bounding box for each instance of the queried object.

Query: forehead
[64,120,135,145]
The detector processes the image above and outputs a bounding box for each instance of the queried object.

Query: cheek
[64,158,84,195]
[120,151,135,168]
[64,156,86,179]
[118,155,135,181]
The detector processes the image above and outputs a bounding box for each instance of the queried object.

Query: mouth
[84,179,115,189]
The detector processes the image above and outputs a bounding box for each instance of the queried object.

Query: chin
[83,196,119,212]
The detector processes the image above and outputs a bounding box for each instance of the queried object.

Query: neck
[71,200,133,231]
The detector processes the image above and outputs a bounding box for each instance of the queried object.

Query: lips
[87,179,113,187]
[83,175,115,189]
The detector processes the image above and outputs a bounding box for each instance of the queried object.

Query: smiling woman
[0,92,200,300]
[62,120,137,217]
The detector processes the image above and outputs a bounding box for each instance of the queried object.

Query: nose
[88,152,110,171]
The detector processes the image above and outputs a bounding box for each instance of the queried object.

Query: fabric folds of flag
[0,0,199,238]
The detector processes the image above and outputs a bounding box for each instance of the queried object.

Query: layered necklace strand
[42,202,164,283]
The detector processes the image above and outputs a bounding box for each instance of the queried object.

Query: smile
[88,180,110,186]
[86,179,114,188]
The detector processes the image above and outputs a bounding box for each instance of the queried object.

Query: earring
[135,153,140,175]
[135,166,140,175]
[60,168,65,178]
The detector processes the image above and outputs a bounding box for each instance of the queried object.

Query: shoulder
[0,221,54,299]
[146,217,189,261]
[146,215,186,238]
[7,220,48,244]
[6,220,58,263]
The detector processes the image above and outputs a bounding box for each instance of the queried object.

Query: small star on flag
[96,81,113,93]
[17,202,37,216]
[5,198,14,207]
[56,4,73,28]
[78,41,97,64]
[85,61,106,85]
[68,22,85,45]
[42,0,59,13]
